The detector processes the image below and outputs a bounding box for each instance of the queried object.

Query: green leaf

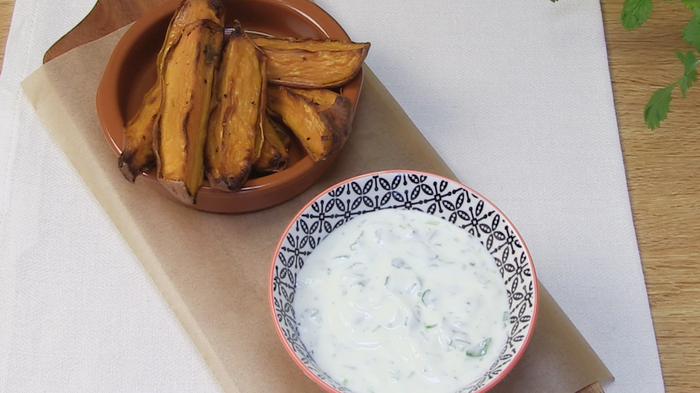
[683,0,700,8]
[676,50,699,96]
[644,84,676,130]
[621,0,654,30]
[683,16,700,52]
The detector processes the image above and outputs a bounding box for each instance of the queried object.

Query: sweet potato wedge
[118,0,226,182]
[118,84,160,182]
[266,85,353,162]
[159,0,226,67]
[251,36,369,88]
[253,115,291,173]
[205,21,267,192]
[154,19,224,204]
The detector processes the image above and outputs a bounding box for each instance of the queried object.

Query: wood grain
[42,0,166,63]
[579,382,605,393]
[601,1,700,392]
[2,0,698,392]
[0,0,14,70]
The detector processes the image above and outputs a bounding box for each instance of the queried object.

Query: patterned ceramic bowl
[269,170,538,393]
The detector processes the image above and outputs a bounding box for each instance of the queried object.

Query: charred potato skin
[154,19,224,204]
[253,115,291,173]
[118,84,160,182]
[160,0,226,64]
[205,21,268,192]
[118,0,226,182]
[158,0,226,70]
[252,36,370,88]
[267,85,353,162]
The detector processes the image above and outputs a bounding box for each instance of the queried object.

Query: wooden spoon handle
[43,0,165,63]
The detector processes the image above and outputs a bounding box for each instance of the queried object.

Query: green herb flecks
[421,289,431,306]
[466,338,492,357]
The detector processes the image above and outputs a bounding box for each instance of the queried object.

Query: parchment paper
[21,25,613,393]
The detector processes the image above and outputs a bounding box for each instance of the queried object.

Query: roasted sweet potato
[154,19,224,204]
[118,84,160,182]
[159,0,226,66]
[205,21,267,192]
[251,36,369,88]
[118,0,226,182]
[253,115,291,173]
[266,85,353,162]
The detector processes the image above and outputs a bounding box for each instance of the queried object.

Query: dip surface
[294,208,510,393]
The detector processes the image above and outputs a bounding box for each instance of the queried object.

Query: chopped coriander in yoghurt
[294,208,510,393]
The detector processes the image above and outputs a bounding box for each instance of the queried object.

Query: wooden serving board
[44,0,167,63]
[43,2,604,392]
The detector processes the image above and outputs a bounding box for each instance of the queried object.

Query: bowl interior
[96,0,363,213]
[271,171,538,393]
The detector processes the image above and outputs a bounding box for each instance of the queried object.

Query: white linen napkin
[0,0,664,392]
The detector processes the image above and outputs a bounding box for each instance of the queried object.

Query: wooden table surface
[0,0,12,69]
[600,1,700,392]
[1,0,698,392]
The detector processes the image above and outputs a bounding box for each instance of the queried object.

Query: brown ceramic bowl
[96,0,363,213]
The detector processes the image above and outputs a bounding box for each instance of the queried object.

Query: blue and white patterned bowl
[269,170,538,393]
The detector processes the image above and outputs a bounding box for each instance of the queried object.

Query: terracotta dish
[96,0,364,213]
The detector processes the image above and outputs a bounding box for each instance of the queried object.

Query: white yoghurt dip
[294,208,510,393]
